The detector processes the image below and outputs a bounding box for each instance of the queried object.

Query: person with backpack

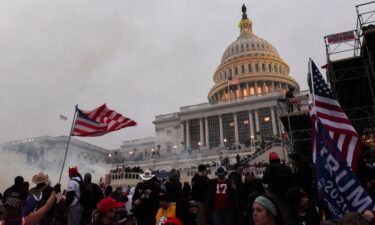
[23,173,54,225]
[80,173,104,225]
[2,176,28,225]
[66,166,83,225]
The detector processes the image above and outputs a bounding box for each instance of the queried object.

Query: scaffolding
[324,1,375,149]
[277,92,312,159]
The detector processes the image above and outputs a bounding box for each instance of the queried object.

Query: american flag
[72,104,137,137]
[308,59,361,171]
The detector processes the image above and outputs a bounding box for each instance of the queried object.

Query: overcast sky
[0,0,369,149]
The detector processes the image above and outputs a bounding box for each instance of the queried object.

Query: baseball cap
[269,152,279,161]
[68,166,78,176]
[97,197,125,214]
[216,167,225,176]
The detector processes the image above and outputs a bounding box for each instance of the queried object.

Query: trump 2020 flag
[72,104,136,137]
[314,119,375,218]
[308,59,374,218]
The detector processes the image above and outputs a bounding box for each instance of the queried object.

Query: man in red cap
[89,197,125,225]
[262,152,295,201]
[66,166,83,225]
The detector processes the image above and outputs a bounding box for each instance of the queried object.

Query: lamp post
[198,142,202,153]
[223,138,227,148]
[173,145,177,155]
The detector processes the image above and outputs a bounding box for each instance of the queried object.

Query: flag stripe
[72,104,136,137]
[309,59,361,171]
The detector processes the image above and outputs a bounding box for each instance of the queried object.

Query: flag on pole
[60,114,68,120]
[72,104,136,137]
[227,74,239,90]
[308,59,361,171]
[314,119,375,218]
[308,59,373,219]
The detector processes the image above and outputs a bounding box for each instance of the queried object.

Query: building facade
[153,7,300,155]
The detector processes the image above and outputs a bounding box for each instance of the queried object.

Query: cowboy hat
[139,169,155,181]
[32,172,49,184]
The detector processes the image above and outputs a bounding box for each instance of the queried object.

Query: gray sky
[0,0,368,149]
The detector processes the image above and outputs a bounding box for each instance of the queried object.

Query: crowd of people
[1,151,375,225]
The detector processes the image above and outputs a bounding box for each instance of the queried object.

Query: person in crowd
[23,172,54,225]
[81,173,104,225]
[105,186,114,198]
[2,176,28,224]
[182,182,191,198]
[89,197,125,225]
[66,166,83,225]
[207,167,234,225]
[262,152,295,202]
[286,187,320,225]
[155,192,176,225]
[285,87,300,113]
[133,170,160,225]
[165,172,183,203]
[191,164,209,225]
[252,194,285,225]
[288,153,314,198]
[125,187,135,216]
[228,164,244,225]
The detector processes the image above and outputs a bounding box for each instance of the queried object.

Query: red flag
[72,104,136,137]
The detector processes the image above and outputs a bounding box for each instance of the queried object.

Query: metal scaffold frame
[324,1,375,148]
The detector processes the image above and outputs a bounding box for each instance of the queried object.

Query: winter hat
[140,170,155,181]
[216,167,226,176]
[269,152,279,161]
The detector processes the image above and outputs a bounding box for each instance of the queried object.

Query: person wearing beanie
[66,166,83,225]
[191,164,209,225]
[262,152,295,201]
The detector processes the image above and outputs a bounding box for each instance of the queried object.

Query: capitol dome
[208,5,299,104]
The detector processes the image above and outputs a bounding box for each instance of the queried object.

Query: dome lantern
[239,4,253,36]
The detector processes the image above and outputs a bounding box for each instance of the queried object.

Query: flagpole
[58,104,78,183]
[309,58,316,110]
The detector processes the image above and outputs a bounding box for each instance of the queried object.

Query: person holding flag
[308,58,375,219]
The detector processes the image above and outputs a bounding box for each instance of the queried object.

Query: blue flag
[315,119,375,219]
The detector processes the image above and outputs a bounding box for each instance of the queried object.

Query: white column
[249,111,254,139]
[263,82,267,94]
[219,115,224,147]
[271,81,275,91]
[233,113,239,145]
[180,122,185,149]
[271,107,277,135]
[186,120,190,148]
[254,81,258,96]
[205,117,210,149]
[199,118,204,145]
[254,110,260,139]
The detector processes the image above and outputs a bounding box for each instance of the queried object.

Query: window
[243,88,248,97]
[257,86,262,95]
[229,68,232,76]
[262,64,266,72]
[208,116,220,147]
[250,86,255,95]
[248,64,252,72]
[222,113,235,146]
[235,67,238,75]
[258,108,273,140]
[224,70,227,78]
[241,65,245,74]
[274,65,277,73]
[237,111,250,144]
[268,64,272,72]
[255,64,259,72]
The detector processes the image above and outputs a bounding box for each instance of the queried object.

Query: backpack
[80,183,103,209]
